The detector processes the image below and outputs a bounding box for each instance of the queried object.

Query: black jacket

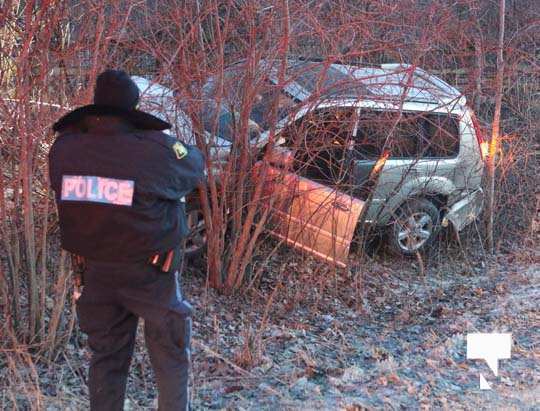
[49,114,205,262]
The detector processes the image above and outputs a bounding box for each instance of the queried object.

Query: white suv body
[135,61,486,261]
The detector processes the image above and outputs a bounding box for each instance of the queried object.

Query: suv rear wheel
[388,198,440,256]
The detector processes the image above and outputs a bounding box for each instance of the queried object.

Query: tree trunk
[486,0,506,254]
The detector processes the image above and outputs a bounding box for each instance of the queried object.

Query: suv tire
[388,198,440,256]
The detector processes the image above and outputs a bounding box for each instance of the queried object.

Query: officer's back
[49,73,204,263]
[49,70,204,411]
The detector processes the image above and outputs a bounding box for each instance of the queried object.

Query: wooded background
[0,0,537,408]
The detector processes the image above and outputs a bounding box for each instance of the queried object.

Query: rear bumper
[443,188,484,232]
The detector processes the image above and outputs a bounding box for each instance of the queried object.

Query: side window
[354,110,423,159]
[282,107,357,184]
[421,114,460,158]
[354,109,388,159]
[390,114,423,158]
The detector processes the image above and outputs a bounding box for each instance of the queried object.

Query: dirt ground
[19,236,538,411]
[186,248,539,410]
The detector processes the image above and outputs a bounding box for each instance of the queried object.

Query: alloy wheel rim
[397,212,433,252]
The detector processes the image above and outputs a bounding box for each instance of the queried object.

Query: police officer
[49,70,205,410]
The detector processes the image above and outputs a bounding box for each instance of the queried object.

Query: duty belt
[148,247,183,273]
[70,247,181,281]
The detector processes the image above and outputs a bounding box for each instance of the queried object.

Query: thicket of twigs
[0,0,537,407]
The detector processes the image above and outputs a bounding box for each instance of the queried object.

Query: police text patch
[61,175,134,206]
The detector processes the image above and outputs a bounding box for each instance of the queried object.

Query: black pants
[76,259,192,411]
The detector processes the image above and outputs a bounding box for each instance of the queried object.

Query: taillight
[470,112,488,160]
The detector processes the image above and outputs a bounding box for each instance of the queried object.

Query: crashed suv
[137,61,486,265]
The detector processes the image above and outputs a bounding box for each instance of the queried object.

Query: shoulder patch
[172,141,188,160]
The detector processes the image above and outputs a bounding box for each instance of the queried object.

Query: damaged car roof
[281,60,467,108]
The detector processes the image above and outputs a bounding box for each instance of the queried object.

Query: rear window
[354,109,459,159]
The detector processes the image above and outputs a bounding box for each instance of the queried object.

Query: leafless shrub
[0,0,537,402]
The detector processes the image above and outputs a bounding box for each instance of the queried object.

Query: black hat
[93,69,140,110]
[53,69,171,132]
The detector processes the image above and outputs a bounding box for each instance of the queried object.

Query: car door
[258,166,364,267]
[256,106,364,267]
